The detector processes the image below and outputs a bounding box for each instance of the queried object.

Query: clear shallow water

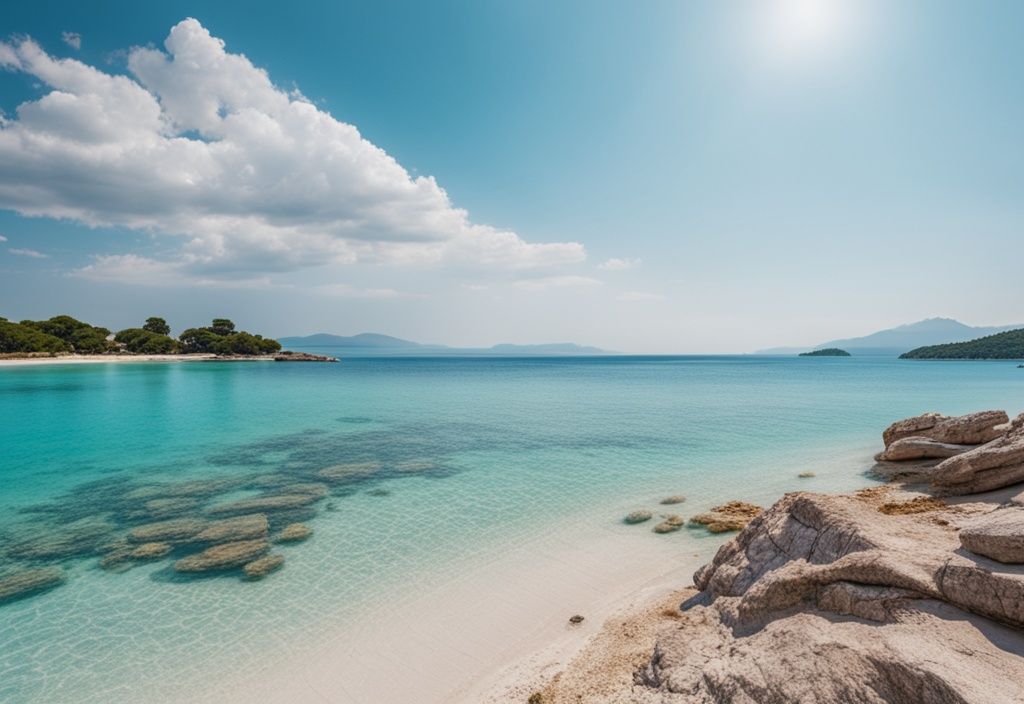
[1,355,1022,702]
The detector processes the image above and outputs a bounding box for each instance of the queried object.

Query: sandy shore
[0,354,269,367]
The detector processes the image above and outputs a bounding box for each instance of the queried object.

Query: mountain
[277,333,610,356]
[757,318,1024,356]
[277,332,444,349]
[901,328,1024,359]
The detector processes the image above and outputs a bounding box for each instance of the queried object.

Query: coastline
[0,354,277,367]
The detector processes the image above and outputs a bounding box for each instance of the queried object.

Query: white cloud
[513,275,602,291]
[8,247,48,258]
[598,257,641,271]
[618,291,666,302]
[0,19,585,283]
[73,253,273,288]
[0,234,7,242]
[61,32,82,50]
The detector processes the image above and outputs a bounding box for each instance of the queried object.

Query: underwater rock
[0,566,66,604]
[653,515,686,533]
[193,514,269,543]
[243,554,285,579]
[173,540,270,573]
[123,477,245,502]
[690,501,763,533]
[624,511,653,524]
[129,518,208,543]
[316,462,381,483]
[206,494,321,517]
[276,523,312,543]
[130,542,172,560]
[271,482,329,498]
[797,471,816,478]
[142,497,201,518]
[7,517,115,560]
[660,495,686,505]
[367,488,391,497]
[99,548,134,571]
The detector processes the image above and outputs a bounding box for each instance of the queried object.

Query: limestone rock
[206,493,320,517]
[129,518,207,543]
[243,554,285,579]
[875,437,975,462]
[882,410,1008,448]
[653,515,685,534]
[0,567,66,604]
[931,413,1024,495]
[623,511,653,525]
[628,492,1024,703]
[6,517,115,560]
[276,523,312,543]
[315,462,380,483]
[959,507,1024,563]
[689,501,762,533]
[130,542,172,560]
[173,540,270,572]
[193,514,269,543]
[659,495,686,505]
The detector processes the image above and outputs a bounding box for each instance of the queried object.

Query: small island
[0,315,336,362]
[901,328,1024,359]
[799,348,851,357]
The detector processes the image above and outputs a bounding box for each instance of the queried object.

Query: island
[900,328,1024,359]
[798,347,851,357]
[0,315,335,362]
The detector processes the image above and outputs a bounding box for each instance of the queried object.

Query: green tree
[21,315,112,354]
[143,317,171,335]
[0,320,70,354]
[114,328,179,354]
[210,318,236,336]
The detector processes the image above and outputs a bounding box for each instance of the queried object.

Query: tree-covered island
[799,348,851,357]
[0,315,332,361]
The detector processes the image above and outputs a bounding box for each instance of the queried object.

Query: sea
[1,354,1021,702]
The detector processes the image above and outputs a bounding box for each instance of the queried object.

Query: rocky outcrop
[129,517,207,543]
[6,518,114,560]
[173,539,270,572]
[882,410,1008,448]
[0,567,66,604]
[316,462,381,483]
[273,351,338,362]
[875,437,974,462]
[689,501,762,533]
[275,523,312,543]
[959,507,1024,563]
[653,515,685,534]
[630,491,1024,703]
[130,542,172,559]
[206,493,321,517]
[193,514,269,543]
[931,414,1024,495]
[623,511,653,525]
[243,554,284,579]
[660,495,686,505]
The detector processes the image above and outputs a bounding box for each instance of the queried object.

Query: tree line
[0,315,281,356]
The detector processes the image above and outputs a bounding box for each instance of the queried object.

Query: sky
[0,0,1021,352]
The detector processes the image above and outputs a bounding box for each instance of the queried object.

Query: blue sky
[0,0,1022,352]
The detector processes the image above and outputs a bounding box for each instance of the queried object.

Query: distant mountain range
[757,318,1024,356]
[277,332,609,356]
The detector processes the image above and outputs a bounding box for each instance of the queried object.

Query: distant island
[799,348,851,357]
[0,315,331,362]
[278,332,610,356]
[901,328,1024,359]
[758,317,1024,356]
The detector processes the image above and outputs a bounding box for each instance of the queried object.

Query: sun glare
[755,0,860,67]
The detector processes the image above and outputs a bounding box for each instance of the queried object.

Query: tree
[0,320,70,354]
[21,315,112,354]
[143,317,171,335]
[178,327,221,353]
[114,328,179,354]
[210,318,236,336]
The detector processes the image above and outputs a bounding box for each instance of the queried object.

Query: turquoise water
[1,355,1022,702]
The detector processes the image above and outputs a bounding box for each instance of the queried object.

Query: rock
[315,462,381,483]
[653,515,685,533]
[690,501,763,533]
[129,518,207,543]
[882,410,1008,448]
[271,482,329,498]
[659,495,686,505]
[623,510,653,524]
[130,542,172,560]
[877,496,946,515]
[367,488,391,497]
[7,517,115,560]
[629,492,1024,703]
[206,494,321,517]
[123,477,244,501]
[932,414,1024,495]
[568,614,585,624]
[875,437,976,462]
[797,471,815,478]
[273,351,338,362]
[959,507,1024,563]
[141,497,201,519]
[173,540,270,573]
[243,554,285,579]
[276,523,312,543]
[0,567,66,604]
[193,514,269,543]
[98,549,133,571]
